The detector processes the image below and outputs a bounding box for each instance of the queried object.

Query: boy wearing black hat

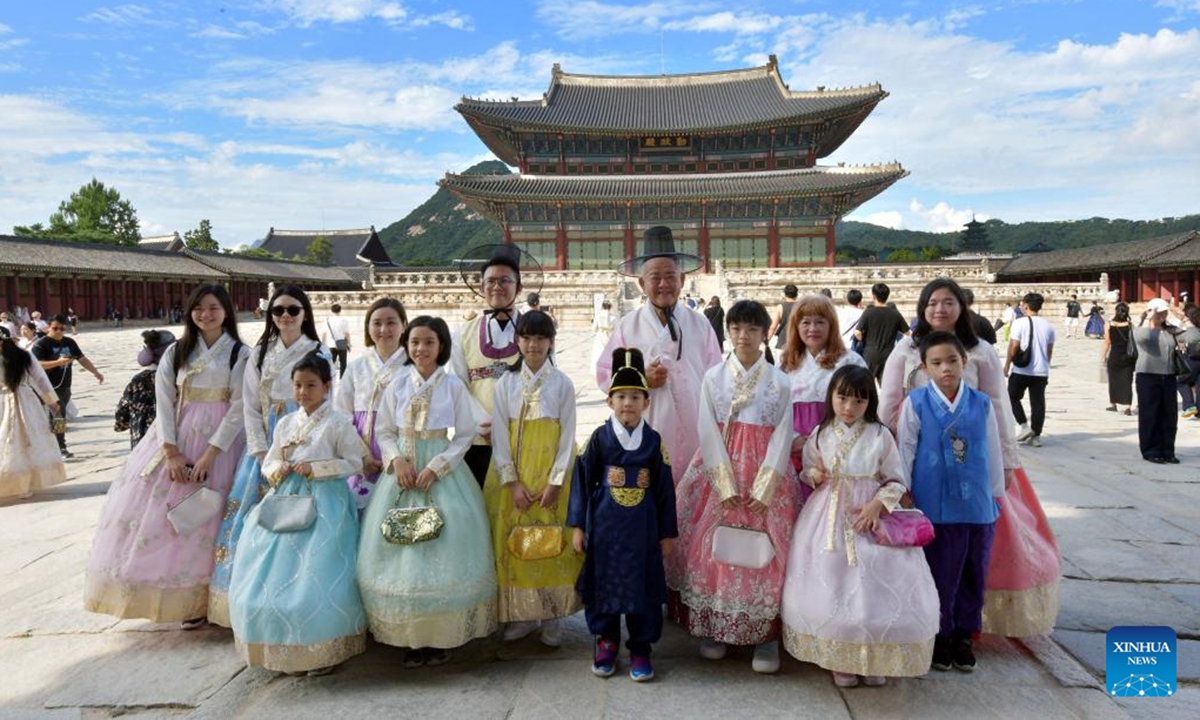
[569,347,678,683]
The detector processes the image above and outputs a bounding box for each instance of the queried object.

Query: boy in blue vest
[898,331,1005,672]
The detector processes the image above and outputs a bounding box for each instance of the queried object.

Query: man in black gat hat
[596,226,723,484]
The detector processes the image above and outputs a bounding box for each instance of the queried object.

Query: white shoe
[539,618,563,648]
[699,639,727,660]
[503,621,539,642]
[752,641,780,674]
[1029,436,1043,448]
[1016,424,1033,442]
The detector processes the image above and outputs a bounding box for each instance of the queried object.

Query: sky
[2,1,1199,248]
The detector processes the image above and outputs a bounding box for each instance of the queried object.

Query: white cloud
[80,5,158,26]
[266,1,473,30]
[906,200,989,234]
[862,211,904,230]
[536,0,703,40]
[663,11,783,35]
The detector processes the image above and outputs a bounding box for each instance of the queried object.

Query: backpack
[1011,317,1034,368]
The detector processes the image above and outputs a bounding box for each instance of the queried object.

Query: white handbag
[166,486,223,535]
[711,525,775,569]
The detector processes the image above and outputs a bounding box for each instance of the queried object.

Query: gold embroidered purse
[381,488,444,545]
[506,513,563,561]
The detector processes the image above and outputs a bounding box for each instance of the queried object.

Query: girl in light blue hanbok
[358,316,498,668]
[208,286,325,627]
[230,352,368,675]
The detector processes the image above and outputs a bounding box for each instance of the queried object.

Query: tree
[959,216,991,252]
[13,178,140,245]
[230,245,284,259]
[184,219,219,252]
[306,235,334,265]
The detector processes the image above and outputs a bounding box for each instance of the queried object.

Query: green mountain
[378,160,507,266]
[379,160,1200,264]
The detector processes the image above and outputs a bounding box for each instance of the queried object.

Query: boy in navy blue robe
[569,347,678,683]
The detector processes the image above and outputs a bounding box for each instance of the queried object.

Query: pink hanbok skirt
[790,401,824,504]
[666,421,801,645]
[781,477,939,677]
[84,400,244,622]
[982,468,1061,636]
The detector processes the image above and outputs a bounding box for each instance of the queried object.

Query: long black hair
[256,285,319,371]
[174,284,241,374]
[817,365,880,437]
[912,278,979,350]
[725,299,775,365]
[1,336,32,392]
[507,310,557,373]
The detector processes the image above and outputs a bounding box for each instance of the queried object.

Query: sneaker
[401,648,425,669]
[952,637,977,672]
[180,617,207,631]
[17,490,33,500]
[751,641,781,674]
[1029,436,1043,448]
[592,639,618,678]
[1015,424,1033,442]
[503,621,539,642]
[629,654,654,682]
[832,671,859,687]
[699,639,727,660]
[931,635,952,671]
[1183,407,1198,419]
[60,450,74,460]
[424,648,450,666]
[1124,408,1133,416]
[862,675,888,687]
[539,618,563,648]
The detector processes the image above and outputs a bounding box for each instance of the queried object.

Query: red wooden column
[38,274,50,313]
[160,279,169,316]
[5,274,17,310]
[557,133,566,175]
[767,199,780,268]
[767,128,776,170]
[824,220,836,266]
[624,202,635,261]
[698,201,711,273]
[142,279,150,318]
[555,202,568,271]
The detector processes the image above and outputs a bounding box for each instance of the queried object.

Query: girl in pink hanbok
[667,300,800,675]
[84,285,248,625]
[335,297,407,511]
[781,365,939,687]
[0,336,66,499]
[778,294,867,504]
[880,278,1059,637]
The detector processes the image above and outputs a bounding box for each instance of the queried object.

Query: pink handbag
[871,508,935,547]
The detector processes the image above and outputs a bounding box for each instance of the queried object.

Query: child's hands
[509,482,534,511]
[660,538,673,556]
[808,457,830,487]
[293,461,313,478]
[538,484,561,509]
[853,499,886,534]
[414,468,438,491]
[363,455,383,475]
[393,458,417,489]
[790,434,807,455]
[720,496,742,511]
[188,446,220,484]
[746,498,767,514]
[572,528,585,553]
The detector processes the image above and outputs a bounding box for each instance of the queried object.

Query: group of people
[2,228,1066,688]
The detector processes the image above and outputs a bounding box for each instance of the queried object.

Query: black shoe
[1164,456,1180,464]
[952,637,977,672]
[1145,456,1166,464]
[931,635,952,671]
[60,450,74,460]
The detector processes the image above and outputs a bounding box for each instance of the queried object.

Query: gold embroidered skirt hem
[366,598,497,649]
[498,585,581,623]
[83,577,208,623]
[237,634,366,673]
[783,626,934,677]
[982,581,1060,637]
[206,590,231,628]
[0,464,68,498]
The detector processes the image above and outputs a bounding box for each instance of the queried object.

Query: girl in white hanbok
[85,285,248,625]
[0,337,66,499]
[335,297,408,510]
[781,365,939,687]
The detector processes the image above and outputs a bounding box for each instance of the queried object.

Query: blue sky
[2,1,1199,247]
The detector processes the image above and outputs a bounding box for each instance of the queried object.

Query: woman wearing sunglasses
[208,285,327,628]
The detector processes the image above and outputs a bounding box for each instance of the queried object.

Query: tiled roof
[998,231,1198,277]
[0,235,224,278]
[457,58,885,136]
[440,164,907,204]
[138,233,184,253]
[184,250,357,283]
[1142,231,1200,268]
[256,227,392,267]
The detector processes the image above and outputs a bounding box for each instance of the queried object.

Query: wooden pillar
[141,278,149,318]
[557,133,565,175]
[625,137,633,174]
[698,201,711,273]
[624,203,635,261]
[555,202,567,271]
[4,274,16,310]
[38,274,50,313]
[767,128,776,170]
[824,220,836,267]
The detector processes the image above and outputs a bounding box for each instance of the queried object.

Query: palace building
[440,56,906,271]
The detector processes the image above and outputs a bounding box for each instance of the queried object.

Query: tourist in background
[703,296,725,350]
[837,288,865,351]
[591,299,618,371]
[320,303,352,377]
[1085,303,1106,338]
[31,312,48,334]
[31,315,104,459]
[66,308,78,335]
[1102,303,1135,415]
[114,329,175,449]
[854,283,908,381]
[0,335,66,500]
[0,311,15,339]
[208,285,324,628]
[1178,306,1200,420]
[1064,294,1082,339]
[962,288,997,345]
[1005,293,1055,448]
[766,284,799,350]
[1133,299,1181,464]
[84,284,248,627]
[335,297,408,510]
[17,322,37,350]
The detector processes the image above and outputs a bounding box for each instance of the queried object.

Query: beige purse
[167,486,223,535]
[711,525,775,569]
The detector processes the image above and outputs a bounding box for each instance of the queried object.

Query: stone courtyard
[0,315,1195,719]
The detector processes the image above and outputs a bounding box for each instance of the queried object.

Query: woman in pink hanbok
[84,285,248,626]
[778,294,867,505]
[781,365,939,687]
[879,278,1060,637]
[666,300,800,675]
[0,337,66,499]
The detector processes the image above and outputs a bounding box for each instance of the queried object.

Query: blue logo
[1106,626,1176,697]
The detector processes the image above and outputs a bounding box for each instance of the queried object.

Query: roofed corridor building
[441,56,906,271]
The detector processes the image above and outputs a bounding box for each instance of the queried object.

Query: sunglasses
[270,305,303,317]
